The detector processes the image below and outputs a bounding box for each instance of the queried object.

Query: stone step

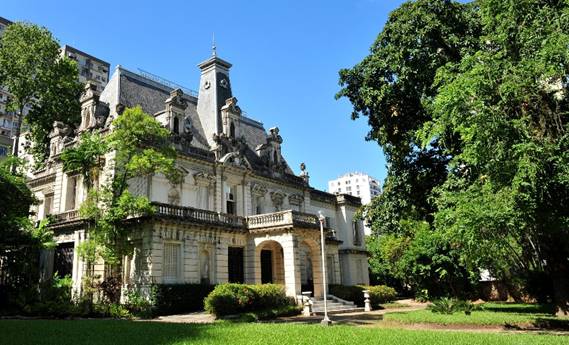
[312,307,365,315]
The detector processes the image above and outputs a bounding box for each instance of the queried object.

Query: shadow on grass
[482,303,556,315]
[533,317,569,331]
[0,319,216,345]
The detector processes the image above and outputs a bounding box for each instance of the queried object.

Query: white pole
[318,211,331,325]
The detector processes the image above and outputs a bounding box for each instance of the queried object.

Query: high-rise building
[0,16,15,157]
[0,17,109,157]
[328,172,381,235]
[61,45,110,91]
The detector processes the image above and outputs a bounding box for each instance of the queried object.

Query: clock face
[204,80,211,89]
[220,78,228,88]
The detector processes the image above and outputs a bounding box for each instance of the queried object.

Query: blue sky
[3,0,407,191]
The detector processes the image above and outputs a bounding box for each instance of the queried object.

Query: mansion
[24,50,369,300]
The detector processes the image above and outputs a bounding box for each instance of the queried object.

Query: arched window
[200,249,210,284]
[229,122,235,138]
[173,116,180,134]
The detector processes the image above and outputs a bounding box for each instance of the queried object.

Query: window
[163,242,181,283]
[65,175,79,211]
[173,116,180,134]
[325,216,332,229]
[0,145,8,157]
[229,122,235,138]
[225,185,236,215]
[200,249,211,284]
[44,194,54,217]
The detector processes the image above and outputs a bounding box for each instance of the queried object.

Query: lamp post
[318,211,331,325]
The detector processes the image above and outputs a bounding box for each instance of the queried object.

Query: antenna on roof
[212,33,217,57]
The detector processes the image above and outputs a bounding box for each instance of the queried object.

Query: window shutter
[163,243,180,283]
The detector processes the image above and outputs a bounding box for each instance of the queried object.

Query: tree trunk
[553,270,569,316]
[9,106,23,173]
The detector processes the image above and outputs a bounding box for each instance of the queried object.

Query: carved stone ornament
[193,171,215,187]
[288,193,304,206]
[221,97,241,115]
[251,183,268,197]
[270,190,286,209]
[165,88,188,110]
[168,187,180,205]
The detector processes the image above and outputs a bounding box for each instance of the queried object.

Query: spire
[212,33,217,57]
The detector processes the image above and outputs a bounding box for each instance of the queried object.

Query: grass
[384,302,568,327]
[380,302,412,309]
[0,320,567,345]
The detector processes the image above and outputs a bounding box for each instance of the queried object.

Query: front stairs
[310,295,364,315]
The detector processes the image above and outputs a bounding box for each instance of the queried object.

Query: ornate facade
[25,51,369,300]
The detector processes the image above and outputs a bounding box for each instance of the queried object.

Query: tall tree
[61,106,180,302]
[424,0,569,314]
[0,22,82,165]
[337,0,481,296]
[340,0,569,314]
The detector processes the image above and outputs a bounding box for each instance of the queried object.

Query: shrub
[329,284,397,307]
[366,285,397,305]
[329,285,366,306]
[204,283,293,317]
[429,297,457,314]
[250,284,291,309]
[429,298,477,315]
[152,283,215,316]
[124,289,154,319]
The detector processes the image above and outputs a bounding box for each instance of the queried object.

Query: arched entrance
[299,239,323,298]
[256,240,285,285]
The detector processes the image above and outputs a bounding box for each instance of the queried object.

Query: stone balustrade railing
[52,209,81,222]
[247,210,322,230]
[152,202,245,228]
[50,202,332,236]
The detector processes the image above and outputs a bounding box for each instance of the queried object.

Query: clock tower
[196,46,233,148]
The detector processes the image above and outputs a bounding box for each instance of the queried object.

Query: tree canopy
[0,22,82,163]
[339,0,569,313]
[61,106,179,302]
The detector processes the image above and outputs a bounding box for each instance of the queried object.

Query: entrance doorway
[261,250,273,283]
[228,247,244,283]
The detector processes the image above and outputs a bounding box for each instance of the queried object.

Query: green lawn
[0,320,567,345]
[384,303,567,327]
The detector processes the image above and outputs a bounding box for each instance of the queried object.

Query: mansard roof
[99,65,297,180]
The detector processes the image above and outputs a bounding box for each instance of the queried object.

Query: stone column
[72,230,86,297]
[215,239,228,283]
[244,238,257,284]
[243,179,252,216]
[281,234,301,298]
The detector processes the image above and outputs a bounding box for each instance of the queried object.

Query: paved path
[152,311,215,324]
[275,299,428,326]
[148,299,427,325]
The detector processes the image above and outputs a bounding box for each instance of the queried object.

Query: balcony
[246,210,322,231]
[49,202,335,238]
[152,202,245,229]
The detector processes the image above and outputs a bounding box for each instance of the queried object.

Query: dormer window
[229,122,235,138]
[225,185,236,215]
[173,116,180,134]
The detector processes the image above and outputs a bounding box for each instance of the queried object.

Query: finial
[212,33,217,57]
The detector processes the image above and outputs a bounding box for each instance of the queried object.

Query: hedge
[204,283,294,317]
[152,283,215,316]
[329,284,397,307]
